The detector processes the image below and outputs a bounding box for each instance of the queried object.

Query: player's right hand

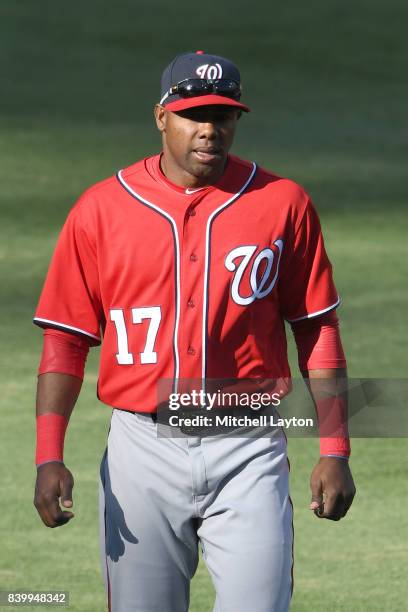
[34,462,75,528]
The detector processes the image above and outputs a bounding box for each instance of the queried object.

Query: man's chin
[189,155,227,181]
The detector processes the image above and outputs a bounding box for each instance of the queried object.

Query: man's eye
[214,112,233,122]
[182,109,235,123]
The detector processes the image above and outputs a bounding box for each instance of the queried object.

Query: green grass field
[1,1,407,610]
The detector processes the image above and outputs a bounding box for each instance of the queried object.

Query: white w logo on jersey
[196,63,223,79]
[225,241,283,306]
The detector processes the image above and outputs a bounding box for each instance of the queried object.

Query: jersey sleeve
[33,201,103,345]
[278,199,340,322]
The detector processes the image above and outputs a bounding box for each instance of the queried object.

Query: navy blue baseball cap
[159,51,250,112]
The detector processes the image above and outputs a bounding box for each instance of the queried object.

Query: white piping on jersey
[285,297,341,323]
[33,317,101,341]
[116,170,181,392]
[201,162,257,384]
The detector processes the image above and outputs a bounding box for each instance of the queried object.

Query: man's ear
[154,104,167,132]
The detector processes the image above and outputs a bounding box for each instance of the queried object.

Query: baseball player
[33,51,356,611]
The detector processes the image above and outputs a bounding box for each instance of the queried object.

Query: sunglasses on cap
[160,78,242,105]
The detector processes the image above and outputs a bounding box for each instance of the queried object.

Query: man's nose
[197,121,218,138]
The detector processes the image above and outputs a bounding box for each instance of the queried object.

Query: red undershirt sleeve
[38,328,90,380]
[291,310,350,458]
[290,309,346,371]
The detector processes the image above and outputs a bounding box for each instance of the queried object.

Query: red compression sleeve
[291,310,346,371]
[38,329,90,379]
[35,413,68,466]
[291,310,350,458]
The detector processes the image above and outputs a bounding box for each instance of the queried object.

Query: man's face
[155,105,241,186]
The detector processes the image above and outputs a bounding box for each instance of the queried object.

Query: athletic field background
[1,1,407,610]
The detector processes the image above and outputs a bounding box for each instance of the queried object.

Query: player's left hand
[309,457,356,521]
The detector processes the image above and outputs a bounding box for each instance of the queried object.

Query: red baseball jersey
[34,154,339,412]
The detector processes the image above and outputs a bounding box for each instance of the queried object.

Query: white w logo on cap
[196,63,223,79]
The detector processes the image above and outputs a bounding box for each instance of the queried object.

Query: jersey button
[190,253,198,262]
[187,299,195,308]
[187,346,196,355]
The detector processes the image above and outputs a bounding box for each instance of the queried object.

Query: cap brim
[163,95,250,113]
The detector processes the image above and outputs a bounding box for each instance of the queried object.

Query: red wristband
[35,413,68,466]
[320,437,350,457]
[315,391,351,458]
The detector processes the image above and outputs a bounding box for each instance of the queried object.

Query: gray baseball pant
[99,409,293,611]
